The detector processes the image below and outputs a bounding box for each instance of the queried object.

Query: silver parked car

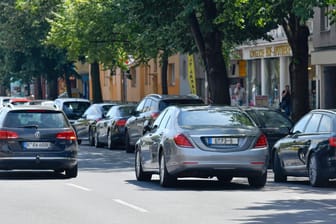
[135,105,269,188]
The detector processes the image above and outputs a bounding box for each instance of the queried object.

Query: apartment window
[320,7,330,31]
[168,63,175,86]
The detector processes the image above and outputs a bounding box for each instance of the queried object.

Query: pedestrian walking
[234,82,246,106]
[280,85,291,117]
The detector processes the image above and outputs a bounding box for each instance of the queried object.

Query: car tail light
[254,134,268,148]
[0,130,19,139]
[151,112,160,120]
[56,130,77,140]
[329,137,336,147]
[174,134,193,148]
[116,119,127,127]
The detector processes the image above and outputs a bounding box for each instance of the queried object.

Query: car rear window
[63,102,91,120]
[251,110,292,128]
[118,106,135,117]
[159,99,204,111]
[102,105,114,115]
[178,109,255,127]
[4,110,69,128]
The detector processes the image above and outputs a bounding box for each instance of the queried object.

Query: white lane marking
[66,183,92,192]
[113,199,148,213]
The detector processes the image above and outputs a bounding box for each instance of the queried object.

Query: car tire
[65,164,78,178]
[217,176,233,184]
[309,153,328,187]
[94,131,102,148]
[125,131,134,153]
[159,153,176,187]
[77,139,82,145]
[273,151,287,182]
[89,128,95,146]
[135,150,152,181]
[248,172,267,188]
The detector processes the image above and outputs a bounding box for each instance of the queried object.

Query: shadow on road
[78,144,134,172]
[235,198,336,224]
[126,177,266,191]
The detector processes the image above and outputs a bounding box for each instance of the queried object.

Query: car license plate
[208,137,238,145]
[24,142,51,149]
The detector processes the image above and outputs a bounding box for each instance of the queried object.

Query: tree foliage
[0,0,68,99]
[265,0,335,121]
[46,0,137,102]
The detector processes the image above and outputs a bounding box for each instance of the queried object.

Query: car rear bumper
[166,147,268,177]
[0,157,77,170]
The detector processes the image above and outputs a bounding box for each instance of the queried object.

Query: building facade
[95,53,203,103]
[233,24,316,109]
[311,6,336,109]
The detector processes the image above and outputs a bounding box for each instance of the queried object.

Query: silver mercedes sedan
[135,105,269,188]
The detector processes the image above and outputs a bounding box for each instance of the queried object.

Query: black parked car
[73,103,116,145]
[272,109,336,187]
[0,105,78,178]
[241,107,293,167]
[124,94,204,153]
[95,104,136,149]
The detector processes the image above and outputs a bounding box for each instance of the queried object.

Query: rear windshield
[179,110,255,127]
[249,110,292,128]
[4,110,69,128]
[119,106,136,117]
[102,105,113,115]
[63,102,91,120]
[159,99,204,111]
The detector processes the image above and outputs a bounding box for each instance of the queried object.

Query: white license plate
[208,137,238,145]
[24,142,51,149]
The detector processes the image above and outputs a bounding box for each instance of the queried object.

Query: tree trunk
[64,70,72,98]
[90,61,103,103]
[188,2,230,104]
[35,77,43,99]
[161,52,168,94]
[282,16,310,122]
[47,76,58,100]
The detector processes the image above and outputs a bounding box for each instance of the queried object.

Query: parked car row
[81,93,297,188]
[2,93,336,189]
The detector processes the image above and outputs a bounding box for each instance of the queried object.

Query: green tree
[117,0,275,102]
[267,0,335,121]
[117,0,195,94]
[0,0,69,99]
[46,0,133,103]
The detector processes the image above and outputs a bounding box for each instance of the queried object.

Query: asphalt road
[1,143,336,224]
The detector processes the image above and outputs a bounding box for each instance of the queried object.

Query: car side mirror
[132,110,140,116]
[279,126,291,134]
[289,129,301,136]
